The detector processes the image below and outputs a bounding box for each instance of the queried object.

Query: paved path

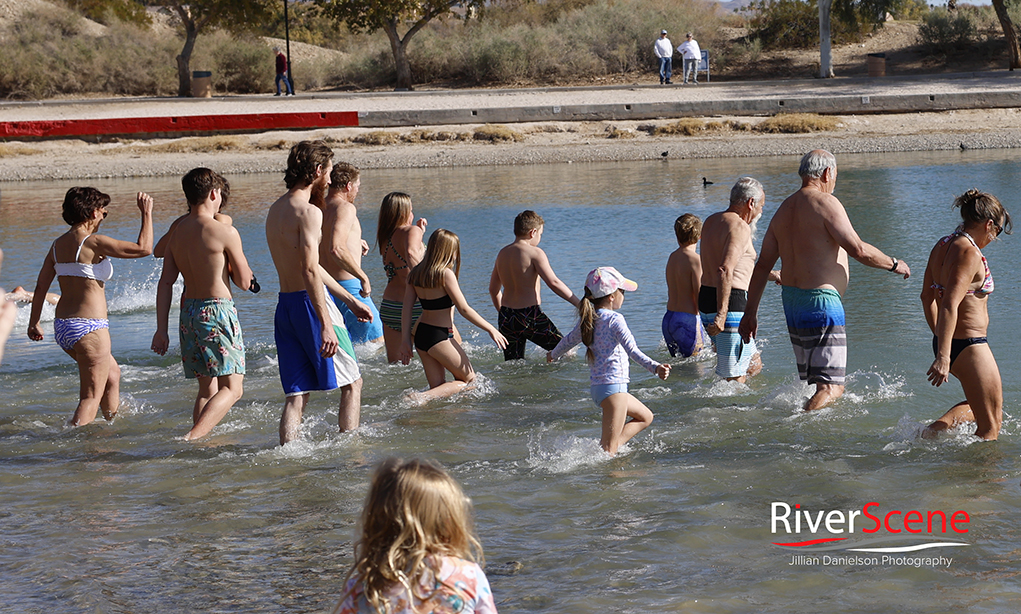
[2,71,1019,137]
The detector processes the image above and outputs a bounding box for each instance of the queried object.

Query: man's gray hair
[799,150,836,178]
[730,176,764,207]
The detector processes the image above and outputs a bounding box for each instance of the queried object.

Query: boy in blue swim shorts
[663,213,711,358]
[320,162,384,346]
[152,168,255,441]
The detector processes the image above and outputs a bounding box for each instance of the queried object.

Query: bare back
[381,224,425,301]
[665,245,701,313]
[320,195,363,282]
[493,241,544,309]
[699,211,755,290]
[51,233,109,320]
[267,191,323,293]
[922,235,989,338]
[770,187,851,294]
[169,216,241,299]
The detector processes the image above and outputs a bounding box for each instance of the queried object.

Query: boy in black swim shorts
[489,210,580,361]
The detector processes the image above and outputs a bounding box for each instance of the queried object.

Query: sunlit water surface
[2,150,1021,613]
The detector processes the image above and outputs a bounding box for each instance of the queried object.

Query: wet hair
[730,176,764,208]
[330,162,360,191]
[182,167,230,209]
[674,213,702,246]
[577,287,617,364]
[407,229,461,289]
[954,189,1012,235]
[340,458,482,614]
[513,210,544,237]
[284,140,333,189]
[62,187,110,226]
[798,150,836,179]
[376,192,413,256]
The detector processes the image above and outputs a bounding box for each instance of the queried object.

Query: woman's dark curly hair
[62,187,110,226]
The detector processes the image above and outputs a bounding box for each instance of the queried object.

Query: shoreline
[2,108,1020,181]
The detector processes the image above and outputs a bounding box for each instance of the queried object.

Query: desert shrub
[63,0,150,25]
[755,113,839,133]
[206,34,274,94]
[918,9,975,55]
[890,0,929,21]
[473,124,524,142]
[746,0,877,50]
[604,125,637,138]
[0,8,178,99]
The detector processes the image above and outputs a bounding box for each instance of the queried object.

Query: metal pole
[284,0,294,93]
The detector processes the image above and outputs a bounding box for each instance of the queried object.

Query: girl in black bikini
[399,229,507,401]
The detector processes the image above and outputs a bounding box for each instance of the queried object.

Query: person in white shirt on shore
[677,32,701,85]
[654,30,673,85]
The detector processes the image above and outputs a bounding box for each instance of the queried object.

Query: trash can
[192,70,213,97]
[866,53,886,78]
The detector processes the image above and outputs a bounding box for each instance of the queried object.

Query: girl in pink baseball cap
[547,267,670,455]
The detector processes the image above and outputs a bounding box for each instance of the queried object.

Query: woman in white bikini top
[27,187,154,428]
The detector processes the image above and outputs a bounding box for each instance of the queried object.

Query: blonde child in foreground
[548,267,670,455]
[663,213,711,358]
[332,458,498,614]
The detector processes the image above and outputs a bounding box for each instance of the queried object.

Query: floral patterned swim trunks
[179,298,246,379]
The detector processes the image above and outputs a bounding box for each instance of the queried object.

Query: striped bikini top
[930,229,992,298]
[53,236,113,281]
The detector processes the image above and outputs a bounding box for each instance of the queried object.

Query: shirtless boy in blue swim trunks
[152,168,254,441]
[489,210,578,361]
[320,162,384,346]
[663,213,711,358]
[266,142,373,445]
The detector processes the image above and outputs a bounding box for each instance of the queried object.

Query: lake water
[2,149,1020,613]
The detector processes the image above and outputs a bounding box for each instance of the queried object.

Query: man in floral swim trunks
[152,168,255,440]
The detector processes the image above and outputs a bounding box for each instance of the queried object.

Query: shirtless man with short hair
[740,150,911,410]
[320,162,383,345]
[489,210,578,361]
[266,141,371,444]
[699,177,769,382]
[152,168,253,440]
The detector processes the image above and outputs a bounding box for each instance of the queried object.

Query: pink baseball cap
[586,266,638,299]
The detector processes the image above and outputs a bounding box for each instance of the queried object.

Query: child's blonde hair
[577,287,615,364]
[407,229,461,289]
[674,213,702,246]
[342,458,483,614]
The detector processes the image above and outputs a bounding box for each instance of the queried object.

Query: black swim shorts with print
[498,304,563,361]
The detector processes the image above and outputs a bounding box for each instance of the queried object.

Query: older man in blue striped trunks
[739,150,911,411]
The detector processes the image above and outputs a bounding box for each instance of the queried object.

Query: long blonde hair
[339,458,483,614]
[578,287,614,364]
[377,192,413,255]
[407,229,460,289]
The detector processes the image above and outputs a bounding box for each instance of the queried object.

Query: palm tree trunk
[992,0,1021,70]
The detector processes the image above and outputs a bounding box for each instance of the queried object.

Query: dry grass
[604,125,637,139]
[117,136,251,154]
[472,124,524,143]
[401,129,471,143]
[0,143,42,157]
[754,113,840,134]
[653,119,707,136]
[352,131,400,146]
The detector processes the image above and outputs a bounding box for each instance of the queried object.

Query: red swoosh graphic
[771,538,848,547]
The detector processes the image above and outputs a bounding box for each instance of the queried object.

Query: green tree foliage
[314,0,486,90]
[746,0,872,49]
[141,1,274,96]
[63,0,151,24]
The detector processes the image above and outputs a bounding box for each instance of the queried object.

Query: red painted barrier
[0,111,361,139]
